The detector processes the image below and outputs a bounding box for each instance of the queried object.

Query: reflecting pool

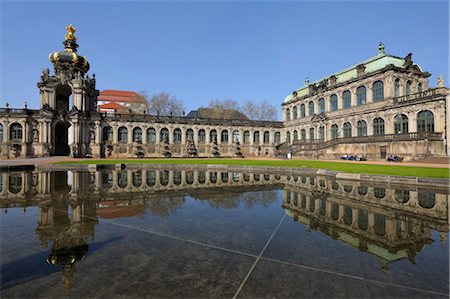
[0,167,449,298]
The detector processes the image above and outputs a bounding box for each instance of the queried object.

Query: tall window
[263,131,270,144]
[319,126,324,141]
[173,128,182,144]
[210,129,217,143]
[232,130,239,143]
[118,126,128,143]
[405,80,411,96]
[394,79,400,97]
[343,122,352,138]
[10,123,22,141]
[293,106,298,119]
[293,130,298,141]
[147,128,156,144]
[301,129,306,141]
[253,131,260,144]
[286,108,291,121]
[417,110,434,132]
[221,130,228,144]
[357,120,367,137]
[309,127,315,141]
[418,82,422,92]
[103,126,113,142]
[394,114,408,134]
[286,131,291,144]
[318,98,325,114]
[373,118,385,136]
[308,101,315,116]
[160,128,169,143]
[274,132,281,144]
[372,81,384,102]
[357,86,366,105]
[132,127,142,142]
[243,131,250,144]
[300,104,306,118]
[342,90,351,109]
[330,94,338,111]
[331,124,338,140]
[198,129,206,143]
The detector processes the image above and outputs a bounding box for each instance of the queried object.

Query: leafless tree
[137,92,185,116]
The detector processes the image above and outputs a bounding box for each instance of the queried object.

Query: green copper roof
[284,45,415,104]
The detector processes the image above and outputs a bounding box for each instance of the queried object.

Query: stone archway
[53,122,71,156]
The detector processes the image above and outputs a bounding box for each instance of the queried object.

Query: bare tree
[241,100,278,121]
[139,92,185,116]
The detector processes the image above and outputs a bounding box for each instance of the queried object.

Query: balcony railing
[278,131,443,153]
[393,87,448,104]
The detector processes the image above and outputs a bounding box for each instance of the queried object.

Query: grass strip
[54,158,449,178]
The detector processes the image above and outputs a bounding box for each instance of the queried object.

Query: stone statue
[40,68,50,83]
[33,129,39,142]
[210,135,220,157]
[106,144,113,157]
[404,53,413,69]
[437,74,444,88]
[11,144,21,158]
[71,143,79,157]
[89,129,95,142]
[184,135,198,158]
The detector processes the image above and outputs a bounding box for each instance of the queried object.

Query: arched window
[308,101,315,116]
[372,81,384,102]
[318,98,325,114]
[301,129,306,141]
[103,126,113,142]
[357,86,366,105]
[394,79,400,97]
[286,108,291,121]
[395,190,410,203]
[394,114,408,134]
[146,170,156,186]
[418,191,436,209]
[243,131,250,144]
[357,120,367,137]
[405,80,411,96]
[373,118,385,136]
[132,127,142,142]
[160,128,169,143]
[293,130,298,141]
[309,127,315,141]
[342,90,351,109]
[330,94,338,111]
[210,129,217,143]
[286,131,291,144]
[198,129,206,144]
[293,106,298,119]
[253,131,260,144]
[147,128,156,144]
[319,126,324,141]
[173,128,182,144]
[263,131,270,144]
[232,130,239,143]
[186,129,194,141]
[417,110,434,132]
[221,130,228,144]
[173,171,182,185]
[132,171,142,187]
[9,174,22,193]
[418,82,423,92]
[10,123,22,141]
[343,122,352,138]
[118,126,128,143]
[0,123,3,142]
[300,104,306,118]
[331,124,339,140]
[117,170,128,188]
[274,132,281,144]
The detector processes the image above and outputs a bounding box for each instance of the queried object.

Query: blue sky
[1,1,448,119]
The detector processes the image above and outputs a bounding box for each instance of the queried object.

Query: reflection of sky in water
[0,169,448,298]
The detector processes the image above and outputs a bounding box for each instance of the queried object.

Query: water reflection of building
[282,175,449,269]
[1,169,449,278]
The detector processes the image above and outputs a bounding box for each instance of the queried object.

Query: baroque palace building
[0,25,448,160]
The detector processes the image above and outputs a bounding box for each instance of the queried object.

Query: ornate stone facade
[0,29,448,160]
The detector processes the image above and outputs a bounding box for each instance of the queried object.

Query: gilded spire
[65,24,77,42]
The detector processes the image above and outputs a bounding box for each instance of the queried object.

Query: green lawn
[55,158,450,178]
